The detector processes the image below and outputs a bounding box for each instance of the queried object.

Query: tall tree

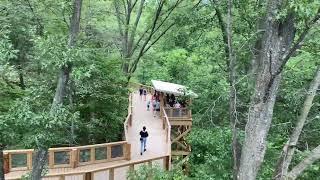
[210,0,241,177]
[31,0,83,179]
[238,1,320,179]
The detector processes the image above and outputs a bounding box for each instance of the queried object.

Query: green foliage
[187,127,233,179]
[0,0,320,179]
[127,164,186,180]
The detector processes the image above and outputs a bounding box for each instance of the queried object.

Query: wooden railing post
[129,164,134,172]
[90,147,95,163]
[147,161,153,180]
[71,149,78,168]
[85,172,92,180]
[162,117,165,130]
[109,168,114,180]
[166,127,169,143]
[107,145,112,160]
[27,151,33,170]
[170,108,173,117]
[125,144,131,160]
[3,152,9,174]
[49,151,54,168]
[163,156,170,171]
[129,114,132,126]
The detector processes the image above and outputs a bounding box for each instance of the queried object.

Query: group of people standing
[139,86,161,117]
[166,93,185,108]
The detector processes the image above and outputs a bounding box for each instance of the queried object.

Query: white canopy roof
[151,80,198,97]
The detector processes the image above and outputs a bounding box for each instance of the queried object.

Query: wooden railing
[6,155,170,180]
[4,94,134,175]
[164,107,192,119]
[43,155,170,180]
[4,141,131,173]
[124,93,133,140]
[161,107,171,144]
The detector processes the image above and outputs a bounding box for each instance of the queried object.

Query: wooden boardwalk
[5,92,170,180]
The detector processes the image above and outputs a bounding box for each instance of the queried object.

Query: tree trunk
[31,0,82,179]
[0,146,4,180]
[68,79,76,146]
[226,0,241,178]
[274,67,320,179]
[237,0,295,179]
[31,149,48,180]
[18,68,25,90]
[213,1,241,177]
[286,145,320,180]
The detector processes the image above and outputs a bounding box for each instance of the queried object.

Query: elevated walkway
[5,92,171,180]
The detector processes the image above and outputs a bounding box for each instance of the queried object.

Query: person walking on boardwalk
[139,86,143,100]
[143,88,147,101]
[139,126,149,155]
[155,100,160,117]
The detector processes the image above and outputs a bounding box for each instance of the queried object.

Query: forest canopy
[0,0,319,179]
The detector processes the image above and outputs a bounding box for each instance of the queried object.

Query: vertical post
[160,93,164,117]
[71,149,78,168]
[163,156,170,171]
[107,145,112,161]
[170,108,173,117]
[27,151,33,170]
[109,168,114,180]
[3,153,9,174]
[84,172,92,180]
[49,151,54,168]
[129,164,134,172]
[162,117,165,130]
[125,144,131,160]
[147,161,153,180]
[59,175,65,180]
[90,147,95,163]
[166,127,169,143]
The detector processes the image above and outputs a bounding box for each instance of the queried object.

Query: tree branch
[286,145,320,180]
[131,0,183,55]
[128,0,145,55]
[274,8,320,79]
[263,8,320,101]
[128,0,165,74]
[274,67,320,180]
[142,22,175,54]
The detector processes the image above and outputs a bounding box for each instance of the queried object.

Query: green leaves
[187,127,233,179]
[127,164,186,180]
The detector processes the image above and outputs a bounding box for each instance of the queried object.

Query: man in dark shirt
[139,126,149,155]
[139,86,143,100]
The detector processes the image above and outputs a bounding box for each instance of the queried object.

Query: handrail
[44,154,170,178]
[163,107,192,119]
[124,93,133,141]
[6,154,171,180]
[161,107,171,144]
